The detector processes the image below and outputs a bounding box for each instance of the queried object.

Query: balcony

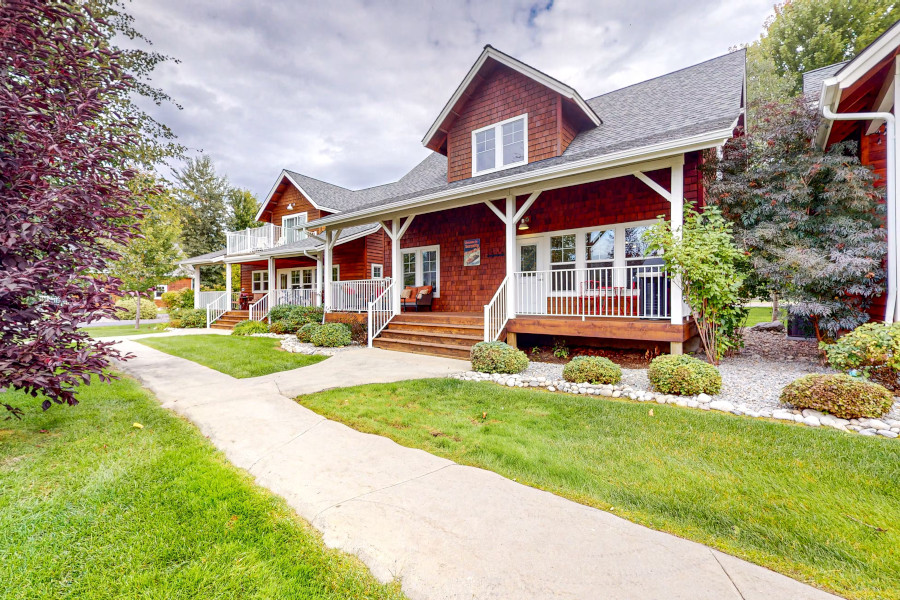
[225,223,307,255]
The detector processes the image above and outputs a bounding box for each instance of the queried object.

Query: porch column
[315,253,323,307]
[267,256,276,301]
[670,155,685,355]
[391,219,402,314]
[193,266,201,308]
[225,263,232,308]
[324,230,333,310]
[505,194,516,320]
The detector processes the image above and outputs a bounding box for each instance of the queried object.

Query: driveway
[114,340,841,600]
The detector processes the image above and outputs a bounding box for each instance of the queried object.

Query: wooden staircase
[209,310,251,330]
[372,312,482,359]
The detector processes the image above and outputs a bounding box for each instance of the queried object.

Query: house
[808,20,900,323]
[184,46,746,356]
[152,276,192,307]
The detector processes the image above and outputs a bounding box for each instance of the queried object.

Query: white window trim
[153,284,168,300]
[400,245,441,297]
[471,113,528,177]
[282,212,308,242]
[251,269,269,293]
[331,264,340,282]
[371,263,384,279]
[276,267,316,290]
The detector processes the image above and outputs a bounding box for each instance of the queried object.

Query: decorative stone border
[249,333,358,356]
[450,371,900,440]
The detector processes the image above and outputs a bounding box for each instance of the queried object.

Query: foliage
[174,156,228,258]
[267,321,287,335]
[227,187,262,232]
[822,322,900,390]
[645,207,747,363]
[268,305,324,334]
[0,0,167,414]
[552,337,569,359]
[470,342,529,374]
[310,323,352,348]
[562,356,622,385]
[323,312,368,344]
[648,354,722,396]
[298,323,322,343]
[710,98,886,340]
[231,320,270,336]
[160,288,194,310]
[168,308,206,329]
[780,373,894,419]
[114,297,158,321]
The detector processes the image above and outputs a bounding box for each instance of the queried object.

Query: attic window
[471,114,528,176]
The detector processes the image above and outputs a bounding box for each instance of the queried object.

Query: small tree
[227,187,261,232]
[645,207,747,364]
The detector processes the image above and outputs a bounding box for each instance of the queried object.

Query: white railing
[225,223,307,255]
[272,287,319,308]
[367,280,396,347]
[197,290,225,308]
[205,292,228,328]
[249,292,270,322]
[228,292,241,310]
[512,265,670,319]
[483,276,509,342]
[329,278,390,312]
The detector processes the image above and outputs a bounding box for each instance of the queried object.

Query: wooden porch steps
[372,312,482,359]
[209,310,250,330]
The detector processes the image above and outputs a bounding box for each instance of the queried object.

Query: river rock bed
[250,333,358,356]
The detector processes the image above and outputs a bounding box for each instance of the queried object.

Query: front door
[516,240,545,314]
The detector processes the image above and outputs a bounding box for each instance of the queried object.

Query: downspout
[821,106,897,323]
[302,248,327,325]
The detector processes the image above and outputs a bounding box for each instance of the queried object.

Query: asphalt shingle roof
[181,248,226,264]
[802,62,848,101]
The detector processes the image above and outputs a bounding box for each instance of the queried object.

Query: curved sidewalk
[115,340,843,600]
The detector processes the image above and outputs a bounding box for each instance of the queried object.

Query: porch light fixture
[287,202,294,210]
[518,216,531,231]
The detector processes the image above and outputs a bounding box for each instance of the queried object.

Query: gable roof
[802,62,848,100]
[422,45,602,152]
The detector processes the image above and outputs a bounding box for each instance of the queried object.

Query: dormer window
[472,114,528,176]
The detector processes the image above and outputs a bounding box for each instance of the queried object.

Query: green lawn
[138,334,327,378]
[297,379,900,600]
[0,376,404,600]
[81,323,165,338]
[744,306,784,327]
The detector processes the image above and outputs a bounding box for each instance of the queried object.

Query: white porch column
[324,230,334,310]
[193,266,201,308]
[505,194,516,320]
[267,256,276,302]
[391,219,402,314]
[315,253,323,307]
[225,263,232,307]
[669,155,685,354]
[893,61,900,322]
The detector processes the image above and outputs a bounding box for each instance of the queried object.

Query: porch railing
[329,278,390,312]
[225,223,307,255]
[513,265,670,319]
[483,276,509,342]
[272,287,319,308]
[205,292,229,328]
[367,280,396,347]
[197,290,225,308]
[249,292,270,322]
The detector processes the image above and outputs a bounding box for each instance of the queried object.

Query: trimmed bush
[470,341,529,374]
[297,323,321,343]
[167,319,182,329]
[168,308,206,328]
[232,320,270,336]
[780,374,893,419]
[114,297,158,320]
[160,288,194,310]
[268,321,287,335]
[648,354,721,395]
[562,356,622,385]
[267,305,324,333]
[310,323,352,347]
[822,322,900,391]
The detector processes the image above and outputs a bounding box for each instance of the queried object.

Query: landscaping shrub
[267,305,324,333]
[168,308,206,328]
[822,322,900,391]
[648,354,721,395]
[780,374,893,419]
[562,356,622,385]
[297,323,321,343]
[471,341,529,374]
[268,321,287,335]
[232,320,270,336]
[310,323,352,347]
[167,319,182,329]
[114,297,158,320]
[160,288,194,310]
[325,312,367,344]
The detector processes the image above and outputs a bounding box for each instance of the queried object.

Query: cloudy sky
[129,0,774,198]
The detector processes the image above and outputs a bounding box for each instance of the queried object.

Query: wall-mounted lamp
[287,203,294,210]
[518,216,531,231]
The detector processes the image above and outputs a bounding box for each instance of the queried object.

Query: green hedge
[310,323,352,347]
[780,374,893,419]
[168,308,206,328]
[160,288,194,310]
[298,323,321,343]
[114,297,158,320]
[268,305,324,334]
[562,356,622,385]
[232,320,270,336]
[822,322,900,391]
[648,354,721,395]
[471,341,529,374]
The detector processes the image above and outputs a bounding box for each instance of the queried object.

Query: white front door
[516,239,546,314]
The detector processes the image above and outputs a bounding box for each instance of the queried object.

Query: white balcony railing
[225,223,308,255]
[513,265,670,319]
[329,278,391,312]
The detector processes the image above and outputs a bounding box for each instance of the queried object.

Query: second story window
[282,213,307,243]
[471,114,528,176]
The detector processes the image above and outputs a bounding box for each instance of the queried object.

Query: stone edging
[249,332,357,356]
[450,371,900,440]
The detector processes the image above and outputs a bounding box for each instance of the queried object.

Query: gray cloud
[128,0,772,197]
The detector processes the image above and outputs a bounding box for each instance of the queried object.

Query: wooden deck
[507,315,696,343]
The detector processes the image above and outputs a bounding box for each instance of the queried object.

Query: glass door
[516,240,545,314]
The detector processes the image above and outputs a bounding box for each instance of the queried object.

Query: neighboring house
[184,45,746,356]
[809,20,900,324]
[152,276,192,307]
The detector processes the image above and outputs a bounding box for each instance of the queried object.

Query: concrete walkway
[115,340,842,600]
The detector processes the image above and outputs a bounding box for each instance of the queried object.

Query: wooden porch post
[267,256,276,302]
[225,263,232,308]
[315,253,323,307]
[391,219,402,315]
[670,155,685,355]
[324,230,333,310]
[193,266,201,308]
[505,194,516,320]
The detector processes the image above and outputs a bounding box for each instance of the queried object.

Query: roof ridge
[284,169,352,192]
[802,61,849,76]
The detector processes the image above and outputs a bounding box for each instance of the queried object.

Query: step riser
[373,340,471,359]
[387,323,483,336]
[378,331,480,346]
[395,314,482,326]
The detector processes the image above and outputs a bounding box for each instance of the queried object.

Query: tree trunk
[134,291,141,329]
[771,291,779,322]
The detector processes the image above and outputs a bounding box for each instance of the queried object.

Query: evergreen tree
[174,155,228,258]
[227,187,262,232]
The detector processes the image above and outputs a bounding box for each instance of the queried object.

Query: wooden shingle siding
[266,184,326,226]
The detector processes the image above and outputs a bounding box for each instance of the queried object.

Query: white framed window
[278,267,316,290]
[471,114,528,176]
[331,265,340,282]
[251,270,269,293]
[400,245,440,296]
[371,263,384,279]
[282,212,308,243]
[550,234,576,292]
[153,284,167,300]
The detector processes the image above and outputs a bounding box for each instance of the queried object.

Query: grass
[744,306,784,327]
[297,378,900,600]
[138,334,327,378]
[0,376,404,600]
[81,323,164,338]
